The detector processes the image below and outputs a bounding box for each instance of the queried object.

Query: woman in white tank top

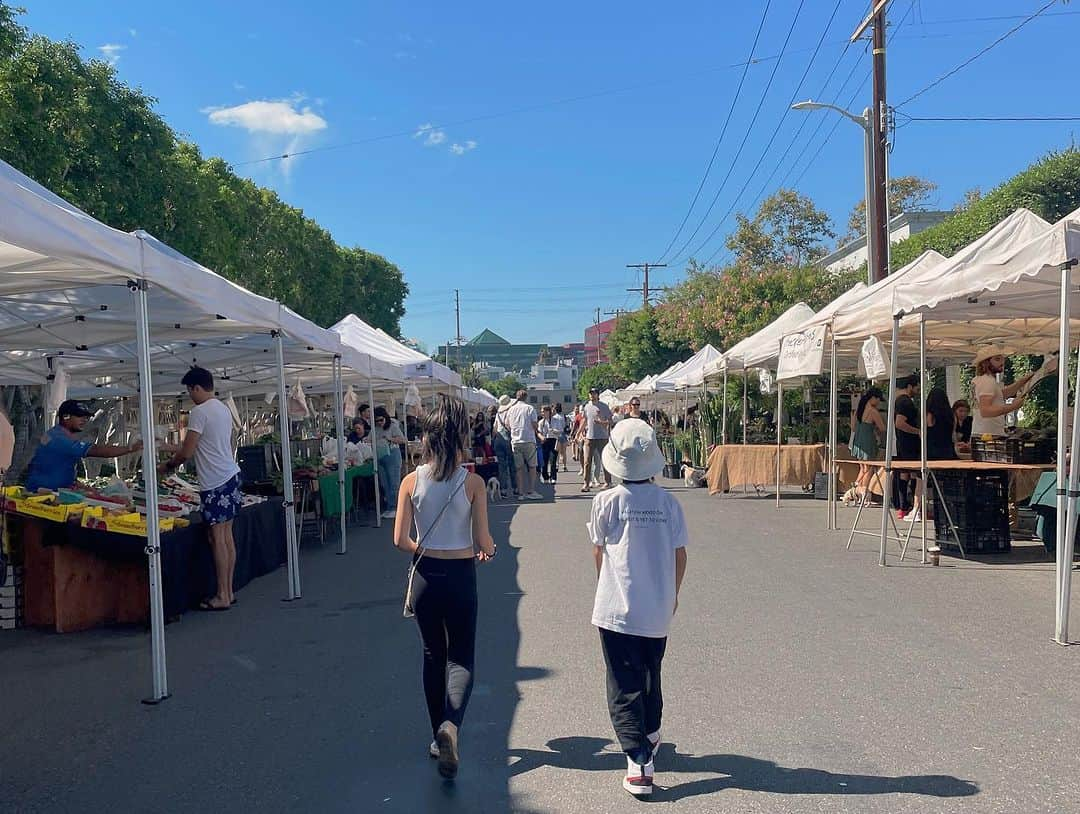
[393,395,495,780]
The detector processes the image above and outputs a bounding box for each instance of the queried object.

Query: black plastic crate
[971,435,1054,464]
[813,471,837,500]
[930,470,1010,553]
[237,444,277,483]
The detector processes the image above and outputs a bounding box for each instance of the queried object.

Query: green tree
[606,309,689,382]
[725,189,835,268]
[844,175,938,242]
[488,377,524,399]
[577,364,627,401]
[653,260,727,351]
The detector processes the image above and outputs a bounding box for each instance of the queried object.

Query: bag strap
[412,468,468,567]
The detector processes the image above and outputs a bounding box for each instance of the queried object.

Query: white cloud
[129,28,137,38]
[394,50,416,61]
[414,123,446,147]
[203,99,327,135]
[449,140,477,156]
[233,81,245,91]
[98,43,126,65]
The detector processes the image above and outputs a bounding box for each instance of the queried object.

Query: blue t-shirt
[24,425,93,492]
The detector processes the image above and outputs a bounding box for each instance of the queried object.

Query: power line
[910,10,1080,26]
[895,0,1060,108]
[898,114,1080,123]
[652,0,773,264]
[665,0,809,265]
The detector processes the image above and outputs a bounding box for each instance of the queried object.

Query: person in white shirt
[538,405,564,484]
[505,390,542,499]
[971,345,1032,437]
[160,366,242,611]
[588,418,688,798]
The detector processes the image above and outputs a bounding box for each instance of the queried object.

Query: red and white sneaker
[623,757,654,797]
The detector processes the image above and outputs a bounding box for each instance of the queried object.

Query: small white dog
[681,464,706,488]
[486,477,502,502]
[841,485,861,506]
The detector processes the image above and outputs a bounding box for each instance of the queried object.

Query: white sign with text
[776,324,827,381]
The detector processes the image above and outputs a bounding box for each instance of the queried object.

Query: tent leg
[828,337,838,530]
[776,381,782,509]
[276,333,301,600]
[1056,261,1078,644]
[918,319,928,564]
[133,272,169,705]
[722,370,728,445]
[880,316,900,567]
[369,363,382,528]
[334,357,348,555]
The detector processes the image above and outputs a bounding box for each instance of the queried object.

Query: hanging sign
[776,324,826,381]
[404,360,432,377]
[859,336,891,381]
[758,368,774,395]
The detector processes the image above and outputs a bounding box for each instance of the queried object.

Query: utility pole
[626,263,667,308]
[591,307,601,368]
[604,308,628,324]
[852,1,890,282]
[454,289,462,367]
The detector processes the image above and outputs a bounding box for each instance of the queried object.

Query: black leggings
[542,438,559,481]
[412,556,478,737]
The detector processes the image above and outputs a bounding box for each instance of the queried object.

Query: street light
[791,99,880,286]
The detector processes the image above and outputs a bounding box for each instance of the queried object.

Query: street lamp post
[791,100,883,285]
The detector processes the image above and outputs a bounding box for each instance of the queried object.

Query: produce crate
[238,444,277,483]
[0,566,23,630]
[929,470,1010,553]
[971,435,1054,464]
[13,496,86,523]
[81,507,175,536]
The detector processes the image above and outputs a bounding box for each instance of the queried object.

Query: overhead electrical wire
[895,0,1060,108]
[898,113,1080,123]
[663,0,809,266]
[651,0,774,265]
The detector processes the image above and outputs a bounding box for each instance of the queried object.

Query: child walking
[587,418,688,797]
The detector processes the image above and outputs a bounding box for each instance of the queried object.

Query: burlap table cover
[707,443,826,494]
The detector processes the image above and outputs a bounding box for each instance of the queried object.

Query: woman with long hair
[849,387,885,504]
[394,395,496,779]
[926,388,958,460]
[373,406,406,519]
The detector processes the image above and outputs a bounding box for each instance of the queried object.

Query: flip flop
[198,599,231,612]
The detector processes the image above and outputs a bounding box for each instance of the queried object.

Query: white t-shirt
[584,401,612,439]
[972,373,1007,437]
[588,482,689,639]
[538,416,561,440]
[550,413,566,438]
[505,400,538,444]
[187,398,240,490]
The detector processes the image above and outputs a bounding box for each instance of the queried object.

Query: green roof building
[438,329,547,374]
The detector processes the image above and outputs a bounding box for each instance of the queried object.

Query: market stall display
[706,443,826,495]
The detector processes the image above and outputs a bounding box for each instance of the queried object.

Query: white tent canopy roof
[331,314,459,387]
[708,303,816,375]
[672,345,723,389]
[653,345,721,392]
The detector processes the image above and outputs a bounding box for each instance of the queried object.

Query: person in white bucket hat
[587,418,689,798]
[971,345,1033,437]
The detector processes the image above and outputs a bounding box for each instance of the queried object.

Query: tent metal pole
[722,370,728,445]
[1055,261,1077,643]
[275,332,301,599]
[742,370,748,445]
[776,380,782,509]
[829,335,838,530]
[369,360,382,528]
[880,315,901,567]
[402,379,409,475]
[334,356,347,555]
[132,265,169,705]
[918,318,928,564]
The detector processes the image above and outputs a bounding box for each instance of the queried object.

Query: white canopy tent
[0,158,389,700]
[888,208,1080,643]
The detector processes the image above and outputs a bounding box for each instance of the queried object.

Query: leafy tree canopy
[725,188,834,269]
[844,176,938,242]
[487,377,524,399]
[577,364,627,401]
[0,2,407,334]
[606,309,689,384]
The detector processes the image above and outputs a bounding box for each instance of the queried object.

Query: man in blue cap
[24,400,142,492]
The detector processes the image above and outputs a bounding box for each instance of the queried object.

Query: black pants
[599,627,667,764]
[542,438,559,481]
[412,557,478,737]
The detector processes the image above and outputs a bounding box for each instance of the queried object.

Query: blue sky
[20,1,1080,352]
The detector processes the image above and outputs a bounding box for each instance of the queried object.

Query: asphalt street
[2,476,1078,813]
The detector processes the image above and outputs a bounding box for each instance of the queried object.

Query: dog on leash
[681,464,706,488]
[486,477,502,502]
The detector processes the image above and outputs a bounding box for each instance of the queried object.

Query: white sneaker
[526,492,543,500]
[906,511,921,522]
[435,721,459,779]
[381,510,397,519]
[623,757,654,797]
[429,740,439,759]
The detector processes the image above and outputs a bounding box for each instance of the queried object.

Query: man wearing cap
[582,388,613,492]
[24,400,142,493]
[972,345,1032,437]
[492,395,518,498]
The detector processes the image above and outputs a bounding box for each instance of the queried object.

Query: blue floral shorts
[200,474,243,526]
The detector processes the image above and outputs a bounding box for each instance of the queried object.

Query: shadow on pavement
[508,737,979,802]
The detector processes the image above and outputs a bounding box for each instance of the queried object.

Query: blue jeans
[493,433,517,493]
[378,448,402,510]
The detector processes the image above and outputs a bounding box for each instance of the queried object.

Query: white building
[525,359,580,408]
[473,361,510,381]
[815,211,949,275]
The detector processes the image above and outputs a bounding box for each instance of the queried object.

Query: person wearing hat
[587,418,689,798]
[24,400,143,493]
[582,387,613,492]
[972,345,1032,437]
[491,394,518,498]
